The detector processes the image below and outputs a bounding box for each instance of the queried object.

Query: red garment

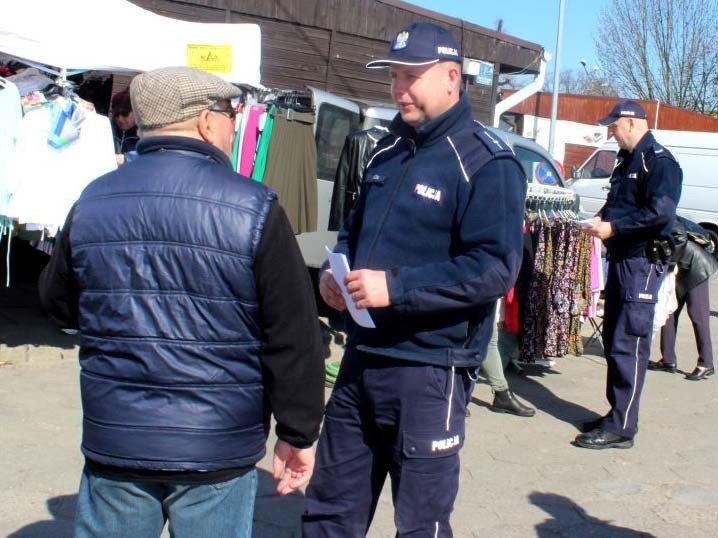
[503,287,520,334]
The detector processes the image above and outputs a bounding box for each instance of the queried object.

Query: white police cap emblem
[392,31,409,50]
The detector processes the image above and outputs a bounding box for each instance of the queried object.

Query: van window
[315,103,359,182]
[513,146,563,186]
[579,150,616,179]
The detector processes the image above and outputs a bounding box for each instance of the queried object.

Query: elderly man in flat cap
[39,66,325,537]
[578,100,682,450]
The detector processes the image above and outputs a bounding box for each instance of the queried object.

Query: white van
[294,89,397,268]
[569,130,718,252]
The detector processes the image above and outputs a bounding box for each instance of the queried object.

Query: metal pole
[548,0,565,156]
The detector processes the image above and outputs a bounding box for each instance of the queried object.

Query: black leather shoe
[647,360,677,373]
[490,389,536,417]
[580,417,605,433]
[685,366,715,381]
[574,428,633,450]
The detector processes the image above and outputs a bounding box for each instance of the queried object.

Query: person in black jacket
[38,66,325,538]
[649,217,717,380]
[110,89,139,165]
[328,125,388,230]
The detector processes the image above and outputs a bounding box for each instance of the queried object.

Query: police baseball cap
[597,100,647,126]
[366,22,462,68]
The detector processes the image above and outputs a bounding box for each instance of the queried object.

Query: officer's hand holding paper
[325,247,376,328]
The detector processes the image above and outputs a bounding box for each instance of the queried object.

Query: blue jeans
[75,466,258,538]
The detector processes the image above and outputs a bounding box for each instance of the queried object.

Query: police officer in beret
[303,22,527,536]
[577,100,682,449]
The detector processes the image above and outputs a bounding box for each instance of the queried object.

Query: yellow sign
[186,44,233,73]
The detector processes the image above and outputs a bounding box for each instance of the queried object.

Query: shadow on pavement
[5,469,305,538]
[530,491,656,537]
[502,365,603,431]
[7,494,76,538]
[0,281,78,351]
[1,236,77,351]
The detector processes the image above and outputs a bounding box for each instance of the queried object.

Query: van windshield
[579,150,616,179]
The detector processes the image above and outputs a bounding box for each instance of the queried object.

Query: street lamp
[548,0,565,156]
[580,59,589,76]
[580,61,607,95]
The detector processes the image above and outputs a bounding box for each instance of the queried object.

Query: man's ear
[447,63,461,93]
[197,109,215,144]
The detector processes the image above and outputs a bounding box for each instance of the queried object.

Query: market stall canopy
[0,0,261,86]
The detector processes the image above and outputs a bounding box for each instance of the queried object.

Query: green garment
[251,104,275,182]
[231,119,242,172]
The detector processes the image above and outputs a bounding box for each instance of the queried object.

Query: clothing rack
[517,182,593,365]
[525,183,578,216]
[269,89,314,113]
[526,183,576,202]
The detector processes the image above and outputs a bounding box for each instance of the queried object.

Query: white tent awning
[0,0,261,86]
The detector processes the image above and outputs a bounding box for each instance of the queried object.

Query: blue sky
[407,0,610,77]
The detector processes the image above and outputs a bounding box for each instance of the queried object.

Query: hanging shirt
[4,103,117,232]
[0,79,22,217]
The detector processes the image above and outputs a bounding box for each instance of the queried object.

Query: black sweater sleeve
[37,206,79,329]
[255,202,325,448]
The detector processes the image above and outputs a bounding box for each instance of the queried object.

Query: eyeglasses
[208,100,237,121]
[113,110,132,118]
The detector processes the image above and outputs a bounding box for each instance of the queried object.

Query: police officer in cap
[577,100,682,449]
[302,22,527,536]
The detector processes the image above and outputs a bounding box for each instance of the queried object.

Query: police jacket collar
[136,136,233,169]
[389,91,473,147]
[620,130,654,159]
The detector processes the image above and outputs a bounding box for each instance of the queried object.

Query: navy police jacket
[70,136,275,471]
[599,131,682,260]
[333,93,527,368]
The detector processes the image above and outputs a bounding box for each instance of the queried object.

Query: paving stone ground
[1,278,717,537]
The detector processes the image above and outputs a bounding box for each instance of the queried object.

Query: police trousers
[601,256,666,439]
[302,350,470,537]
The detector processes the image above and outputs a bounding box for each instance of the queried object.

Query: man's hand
[585,217,614,240]
[319,269,346,311]
[345,269,390,309]
[272,440,315,496]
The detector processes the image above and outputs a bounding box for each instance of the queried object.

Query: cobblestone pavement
[1,279,717,537]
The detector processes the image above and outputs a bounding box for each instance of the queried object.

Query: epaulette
[474,127,514,157]
[641,141,678,174]
[447,123,515,180]
[646,141,677,161]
